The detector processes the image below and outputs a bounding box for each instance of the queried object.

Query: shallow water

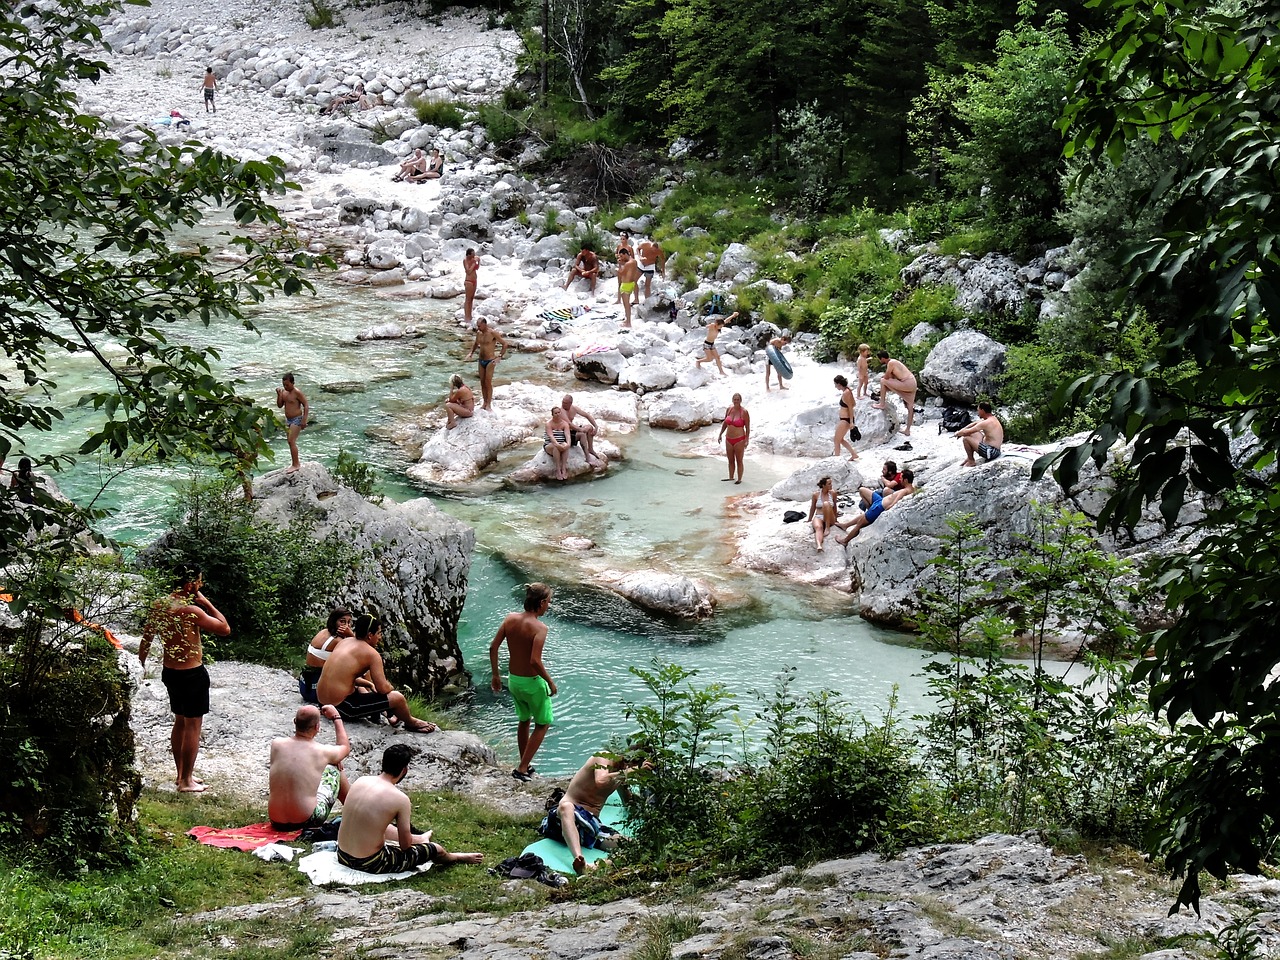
[23,265,942,777]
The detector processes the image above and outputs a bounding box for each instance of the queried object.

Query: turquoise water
[20,260,939,777]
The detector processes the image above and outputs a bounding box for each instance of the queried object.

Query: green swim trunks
[508,673,554,726]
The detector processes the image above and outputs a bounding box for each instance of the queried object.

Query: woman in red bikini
[717,392,751,484]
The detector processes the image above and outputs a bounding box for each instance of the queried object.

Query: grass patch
[302,0,339,29]
[0,788,548,959]
[410,95,467,129]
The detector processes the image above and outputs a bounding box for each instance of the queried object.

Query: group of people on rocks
[143,569,644,876]
[564,231,666,329]
[391,146,445,182]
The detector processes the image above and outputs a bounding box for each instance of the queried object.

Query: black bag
[850,425,863,442]
[783,510,805,523]
[939,406,974,434]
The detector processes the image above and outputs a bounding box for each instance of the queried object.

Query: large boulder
[252,464,474,695]
[920,330,1007,404]
[715,243,759,282]
[598,571,716,620]
[618,357,679,393]
[573,349,625,385]
[408,407,543,485]
[645,388,719,430]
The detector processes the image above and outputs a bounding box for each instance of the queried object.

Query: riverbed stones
[598,570,716,619]
[252,464,473,694]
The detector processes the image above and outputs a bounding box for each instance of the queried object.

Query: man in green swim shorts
[490,583,556,782]
[616,250,641,329]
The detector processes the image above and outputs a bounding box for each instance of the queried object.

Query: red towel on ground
[187,822,301,851]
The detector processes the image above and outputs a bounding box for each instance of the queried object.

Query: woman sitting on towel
[544,406,573,480]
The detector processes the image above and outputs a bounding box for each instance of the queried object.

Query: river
[21,261,939,777]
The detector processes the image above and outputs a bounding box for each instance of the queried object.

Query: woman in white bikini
[299,607,354,703]
[807,476,840,551]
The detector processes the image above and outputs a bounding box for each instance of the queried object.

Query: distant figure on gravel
[717,393,750,484]
[636,237,665,302]
[835,469,916,545]
[139,567,231,794]
[542,747,650,874]
[489,583,556,782]
[543,406,573,480]
[695,311,737,376]
[423,147,444,180]
[445,374,475,429]
[832,375,860,461]
[275,372,309,474]
[874,350,918,436]
[958,402,1004,467]
[336,743,484,874]
[465,317,508,411]
[269,704,350,831]
[564,247,600,294]
[317,614,439,733]
[616,250,641,328]
[201,67,217,113]
[561,394,603,467]
[462,248,480,325]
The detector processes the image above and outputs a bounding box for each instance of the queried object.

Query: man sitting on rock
[317,614,438,733]
[540,745,649,874]
[269,704,350,831]
[835,468,916,545]
[336,743,484,874]
[561,393,604,468]
[958,402,1004,467]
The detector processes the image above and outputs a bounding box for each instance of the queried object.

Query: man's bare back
[490,610,550,681]
[316,638,381,704]
[268,705,350,826]
[564,755,628,816]
[139,577,229,670]
[337,773,412,857]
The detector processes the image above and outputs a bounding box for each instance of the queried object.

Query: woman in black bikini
[717,393,750,484]
[833,375,860,461]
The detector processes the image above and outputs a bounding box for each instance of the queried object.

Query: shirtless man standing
[561,394,603,467]
[276,372,309,474]
[873,351,918,436]
[462,248,480,325]
[694,311,738,376]
[317,614,438,733]
[635,237,665,302]
[268,704,350,830]
[139,567,231,793]
[564,247,600,293]
[489,583,556,782]
[546,748,649,873]
[465,318,508,412]
[959,402,1005,466]
[202,66,217,113]
[616,250,642,328]
[336,744,484,874]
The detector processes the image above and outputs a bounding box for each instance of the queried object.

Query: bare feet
[872,403,885,410]
[962,459,976,467]
[848,454,859,461]
[573,855,587,874]
[177,782,207,794]
[406,719,438,733]
[285,465,299,475]
[445,851,485,865]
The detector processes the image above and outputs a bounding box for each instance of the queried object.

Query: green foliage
[1048,0,1280,908]
[568,219,603,252]
[0,0,318,561]
[620,660,931,877]
[476,101,528,146]
[780,102,844,215]
[331,448,382,503]
[148,474,355,667]
[302,0,339,29]
[0,547,141,873]
[915,507,1163,841]
[410,95,467,129]
[930,12,1076,252]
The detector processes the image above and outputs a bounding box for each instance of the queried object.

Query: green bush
[332,449,382,503]
[476,103,527,147]
[0,549,141,874]
[145,475,355,667]
[411,95,466,129]
[568,220,603,252]
[302,0,338,28]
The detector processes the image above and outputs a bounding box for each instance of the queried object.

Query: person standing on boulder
[462,248,480,326]
[139,567,231,793]
[465,317,508,412]
[616,250,641,328]
[201,67,217,113]
[636,237,665,302]
[489,583,556,782]
[275,372,308,474]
